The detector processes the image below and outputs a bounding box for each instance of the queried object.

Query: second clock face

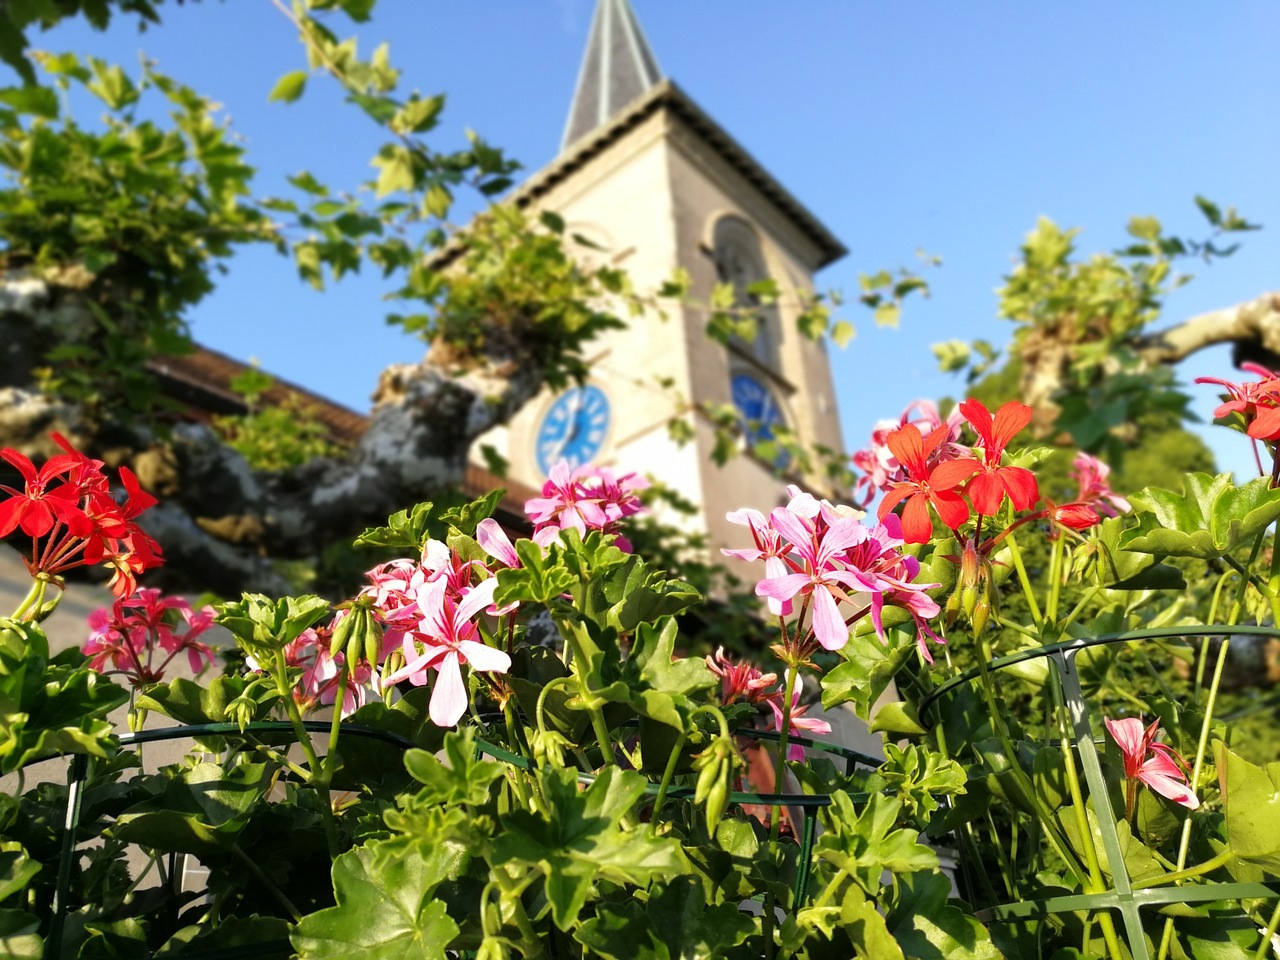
[731,374,788,466]
[536,385,611,476]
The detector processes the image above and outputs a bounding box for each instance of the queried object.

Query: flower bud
[971,595,991,636]
[329,602,383,676]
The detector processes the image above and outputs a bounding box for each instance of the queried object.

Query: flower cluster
[706,648,829,761]
[83,589,216,686]
[336,534,517,729]
[849,400,967,507]
[524,461,647,549]
[1,434,162,598]
[1196,362,1280,442]
[724,485,942,660]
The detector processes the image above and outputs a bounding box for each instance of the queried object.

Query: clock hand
[547,390,586,465]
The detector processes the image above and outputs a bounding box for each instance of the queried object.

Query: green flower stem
[272,650,323,776]
[11,575,48,622]
[1156,620,1236,960]
[1059,585,1103,633]
[271,648,340,857]
[974,643,1088,882]
[1132,847,1236,890]
[763,661,800,960]
[1253,899,1280,960]
[1268,535,1280,629]
[244,737,313,781]
[1048,669,1126,960]
[1003,524,1044,628]
[588,707,617,766]
[1045,532,1066,624]
[1223,554,1278,600]
[319,670,350,785]
[231,844,302,922]
[812,867,848,909]
[502,702,534,809]
[649,729,686,825]
[768,662,800,844]
[534,676,575,738]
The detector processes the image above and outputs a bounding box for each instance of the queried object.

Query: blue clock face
[536,385,611,476]
[731,374,789,467]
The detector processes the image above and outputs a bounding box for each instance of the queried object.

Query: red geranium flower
[0,448,89,538]
[950,399,1040,517]
[877,423,974,543]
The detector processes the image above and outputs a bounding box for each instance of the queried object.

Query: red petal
[1248,405,1280,441]
[900,494,934,543]
[929,489,970,531]
[958,399,994,447]
[877,483,915,521]
[0,449,37,484]
[885,424,927,478]
[929,457,980,491]
[966,471,1006,516]
[1054,502,1099,530]
[998,466,1040,511]
[991,402,1033,453]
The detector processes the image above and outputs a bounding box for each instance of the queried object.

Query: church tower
[476,0,848,553]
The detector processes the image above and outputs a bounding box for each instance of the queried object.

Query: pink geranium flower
[755,506,871,651]
[706,646,778,705]
[1105,716,1199,810]
[83,589,216,686]
[384,578,510,727]
[1071,452,1130,518]
[768,678,832,762]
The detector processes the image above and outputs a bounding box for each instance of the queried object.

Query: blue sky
[24,2,1280,481]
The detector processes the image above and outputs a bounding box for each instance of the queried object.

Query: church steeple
[560,0,663,152]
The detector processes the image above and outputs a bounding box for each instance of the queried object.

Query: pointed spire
[561,0,663,152]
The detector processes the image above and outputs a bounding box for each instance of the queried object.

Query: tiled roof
[146,345,371,445]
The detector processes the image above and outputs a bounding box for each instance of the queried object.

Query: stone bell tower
[474,0,848,553]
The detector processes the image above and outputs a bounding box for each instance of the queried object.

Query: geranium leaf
[821,628,916,722]
[573,877,754,959]
[886,870,1002,959]
[1217,741,1280,875]
[403,728,504,806]
[813,793,937,896]
[1121,473,1280,560]
[490,767,683,930]
[292,844,459,959]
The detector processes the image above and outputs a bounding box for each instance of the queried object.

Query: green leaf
[215,594,331,661]
[821,628,916,722]
[0,909,41,960]
[581,553,702,634]
[873,302,900,328]
[111,761,274,854]
[791,881,905,958]
[1195,195,1223,227]
[391,94,444,134]
[268,70,308,103]
[1217,741,1280,875]
[292,844,460,960]
[574,876,754,959]
[0,843,38,905]
[354,501,438,551]
[1081,516,1185,590]
[493,541,576,607]
[1121,473,1280,560]
[868,700,927,737]
[403,728,504,806]
[490,766,683,930]
[372,144,417,197]
[886,870,1002,959]
[813,792,937,895]
[0,85,57,118]
[134,675,278,726]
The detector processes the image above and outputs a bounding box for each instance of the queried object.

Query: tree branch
[1137,292,1280,366]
